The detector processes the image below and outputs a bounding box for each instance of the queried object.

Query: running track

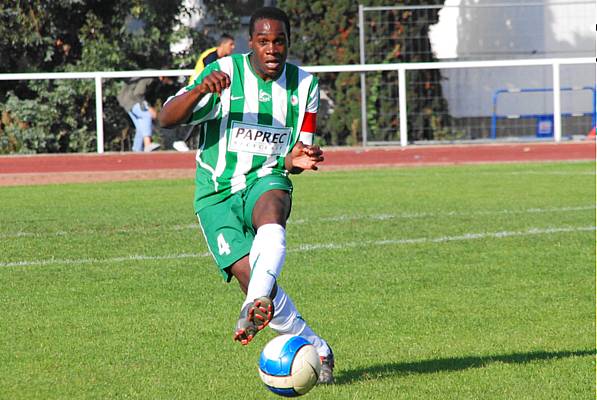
[0,142,594,186]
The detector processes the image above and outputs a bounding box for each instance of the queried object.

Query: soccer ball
[258,335,321,397]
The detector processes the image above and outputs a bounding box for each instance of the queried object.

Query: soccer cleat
[318,348,335,384]
[233,313,257,345]
[249,296,274,330]
[233,297,274,346]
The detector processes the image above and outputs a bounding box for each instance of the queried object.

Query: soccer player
[158,7,335,384]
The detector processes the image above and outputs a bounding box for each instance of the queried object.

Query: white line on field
[0,205,594,239]
[0,252,212,268]
[1,225,593,268]
[295,226,596,251]
[291,205,596,224]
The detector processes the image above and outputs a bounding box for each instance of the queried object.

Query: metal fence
[358,1,596,145]
[1,3,594,153]
[0,57,592,153]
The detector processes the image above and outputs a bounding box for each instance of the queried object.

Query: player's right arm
[158,70,230,128]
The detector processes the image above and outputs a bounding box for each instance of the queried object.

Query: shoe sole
[233,297,274,345]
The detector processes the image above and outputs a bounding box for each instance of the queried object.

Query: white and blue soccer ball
[258,334,321,397]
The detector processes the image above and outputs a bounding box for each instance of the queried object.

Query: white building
[429,0,596,119]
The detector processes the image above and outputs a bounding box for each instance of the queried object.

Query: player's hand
[197,70,231,95]
[288,141,324,172]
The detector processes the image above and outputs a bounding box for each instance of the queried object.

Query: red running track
[0,142,594,186]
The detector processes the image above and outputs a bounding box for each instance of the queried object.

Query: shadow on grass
[336,349,595,385]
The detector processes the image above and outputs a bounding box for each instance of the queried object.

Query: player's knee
[256,223,286,246]
[253,191,291,227]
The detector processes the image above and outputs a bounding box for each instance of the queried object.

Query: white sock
[243,224,286,308]
[269,285,331,358]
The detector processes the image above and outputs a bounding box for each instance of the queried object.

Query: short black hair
[249,7,291,44]
[218,33,234,45]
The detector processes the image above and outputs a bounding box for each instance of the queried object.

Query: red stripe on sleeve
[300,112,317,133]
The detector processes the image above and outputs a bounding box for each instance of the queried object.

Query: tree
[277,0,450,144]
[278,0,360,145]
[0,1,233,153]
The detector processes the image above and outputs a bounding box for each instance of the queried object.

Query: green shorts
[196,174,293,282]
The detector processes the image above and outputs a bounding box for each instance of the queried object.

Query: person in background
[117,77,171,152]
[172,34,236,152]
[188,33,236,85]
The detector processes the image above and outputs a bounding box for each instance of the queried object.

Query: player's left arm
[286,79,324,174]
[285,140,324,173]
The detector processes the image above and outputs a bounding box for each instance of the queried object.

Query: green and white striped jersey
[171,53,319,213]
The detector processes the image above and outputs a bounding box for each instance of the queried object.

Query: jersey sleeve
[299,77,319,145]
[306,77,319,114]
[166,62,221,125]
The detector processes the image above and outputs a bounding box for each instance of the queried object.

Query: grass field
[0,161,595,399]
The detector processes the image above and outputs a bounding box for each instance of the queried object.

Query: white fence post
[552,62,562,143]
[95,75,104,153]
[358,4,368,147]
[398,67,408,147]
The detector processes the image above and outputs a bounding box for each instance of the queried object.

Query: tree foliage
[0,1,231,153]
[278,0,450,144]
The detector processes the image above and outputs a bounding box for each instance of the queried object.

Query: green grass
[0,161,594,399]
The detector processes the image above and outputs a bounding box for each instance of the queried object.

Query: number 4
[217,233,231,255]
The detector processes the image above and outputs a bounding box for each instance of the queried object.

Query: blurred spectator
[188,33,236,85]
[117,76,173,152]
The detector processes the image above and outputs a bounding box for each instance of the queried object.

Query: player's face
[249,18,288,81]
[222,40,235,56]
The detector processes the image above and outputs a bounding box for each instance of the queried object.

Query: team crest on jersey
[228,121,291,156]
[259,89,272,102]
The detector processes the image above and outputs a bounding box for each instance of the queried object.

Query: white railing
[0,57,593,153]
[0,69,193,153]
